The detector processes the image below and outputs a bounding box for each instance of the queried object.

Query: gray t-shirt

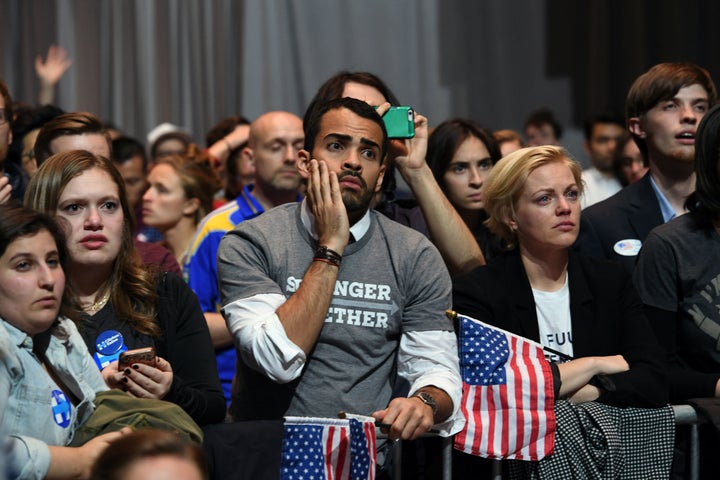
[634,213,720,373]
[218,203,453,420]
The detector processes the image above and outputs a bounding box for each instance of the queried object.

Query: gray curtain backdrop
[1,0,717,165]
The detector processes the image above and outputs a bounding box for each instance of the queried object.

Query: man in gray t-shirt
[217,97,462,441]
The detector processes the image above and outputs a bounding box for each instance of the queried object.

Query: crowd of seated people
[3,55,720,480]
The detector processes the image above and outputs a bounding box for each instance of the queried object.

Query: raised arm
[35,45,72,105]
[206,123,250,177]
[389,112,485,276]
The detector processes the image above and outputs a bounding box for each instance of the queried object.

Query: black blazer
[573,174,664,273]
[452,249,668,408]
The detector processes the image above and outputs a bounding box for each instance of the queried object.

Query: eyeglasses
[0,108,7,126]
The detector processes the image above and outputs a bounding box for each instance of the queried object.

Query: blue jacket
[1,317,107,479]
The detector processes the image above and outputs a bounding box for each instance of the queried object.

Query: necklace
[85,292,110,313]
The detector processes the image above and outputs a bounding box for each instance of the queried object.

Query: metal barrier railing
[385,404,701,480]
[381,433,454,480]
[673,404,700,480]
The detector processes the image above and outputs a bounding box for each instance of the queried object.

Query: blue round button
[95,330,124,356]
[51,389,72,428]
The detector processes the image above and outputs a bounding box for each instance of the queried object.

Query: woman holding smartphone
[0,204,129,479]
[25,150,225,427]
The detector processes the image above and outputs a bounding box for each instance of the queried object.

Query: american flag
[453,312,556,460]
[280,416,376,480]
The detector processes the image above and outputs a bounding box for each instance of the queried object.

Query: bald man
[184,111,305,403]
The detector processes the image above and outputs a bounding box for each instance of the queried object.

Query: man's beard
[594,155,614,173]
[338,170,374,215]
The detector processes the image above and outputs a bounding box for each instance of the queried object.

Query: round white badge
[613,239,642,256]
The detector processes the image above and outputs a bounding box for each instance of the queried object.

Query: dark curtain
[548,0,720,125]
[1,0,717,151]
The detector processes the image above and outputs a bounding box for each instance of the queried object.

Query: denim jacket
[1,317,107,479]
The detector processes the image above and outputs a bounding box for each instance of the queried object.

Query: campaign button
[96,330,124,355]
[613,239,642,256]
[93,344,128,371]
[51,389,72,428]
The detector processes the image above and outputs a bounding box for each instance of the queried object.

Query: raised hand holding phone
[383,106,415,139]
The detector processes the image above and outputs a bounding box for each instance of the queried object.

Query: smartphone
[118,347,157,370]
[383,106,415,139]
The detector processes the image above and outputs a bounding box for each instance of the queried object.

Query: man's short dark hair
[583,112,625,140]
[524,108,563,140]
[112,136,148,170]
[303,97,389,164]
[34,111,111,166]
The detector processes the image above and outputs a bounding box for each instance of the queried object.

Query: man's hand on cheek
[306,159,349,253]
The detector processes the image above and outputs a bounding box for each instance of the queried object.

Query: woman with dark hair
[8,103,65,179]
[635,103,720,401]
[0,203,129,479]
[25,150,225,426]
[427,118,506,261]
[612,133,647,187]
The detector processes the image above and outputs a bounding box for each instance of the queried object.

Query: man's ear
[627,117,645,139]
[373,164,387,193]
[297,149,311,179]
[242,147,254,167]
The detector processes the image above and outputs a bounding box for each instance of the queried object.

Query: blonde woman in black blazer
[453,146,667,407]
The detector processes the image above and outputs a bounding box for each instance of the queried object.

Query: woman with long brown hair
[25,149,225,426]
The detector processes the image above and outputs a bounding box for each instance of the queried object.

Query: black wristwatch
[412,392,438,416]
